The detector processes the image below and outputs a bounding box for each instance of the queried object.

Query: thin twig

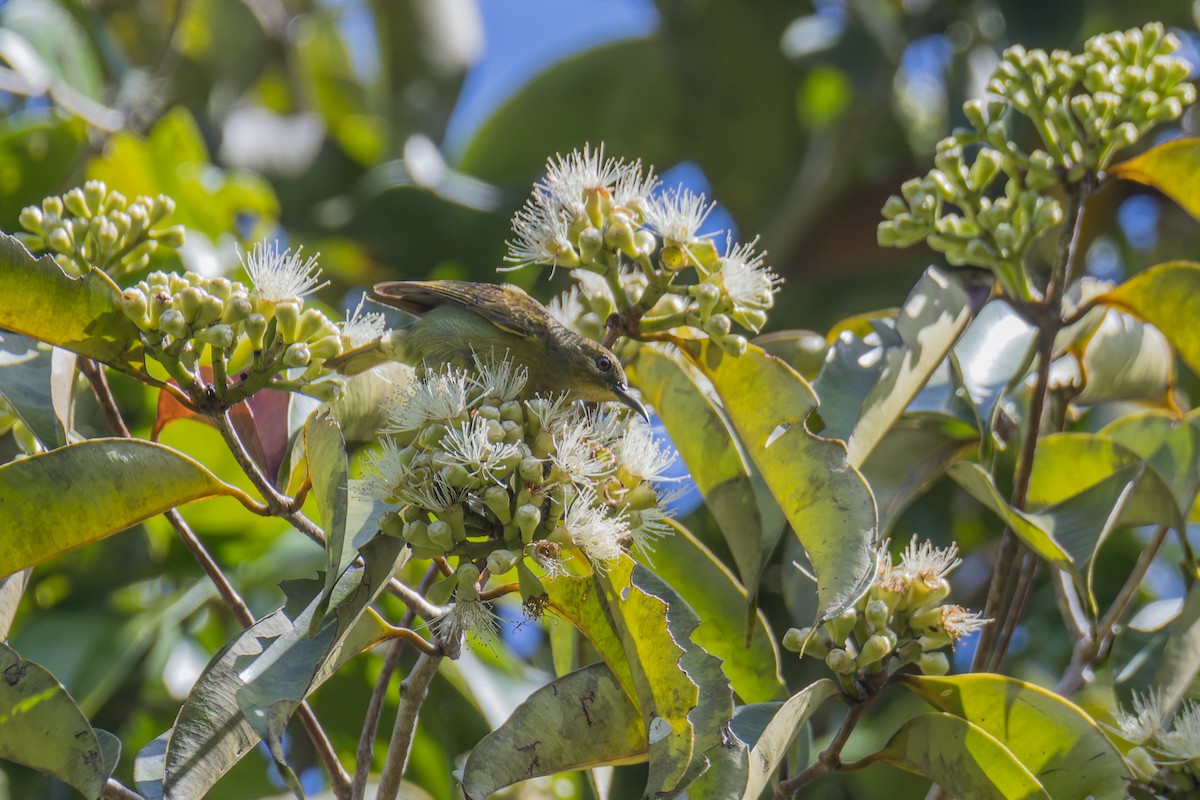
[773,691,879,798]
[352,566,441,800]
[376,651,444,800]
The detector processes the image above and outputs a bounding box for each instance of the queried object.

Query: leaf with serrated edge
[902,674,1128,800]
[683,340,877,622]
[0,438,238,578]
[0,641,119,798]
[872,712,1050,800]
[458,663,646,800]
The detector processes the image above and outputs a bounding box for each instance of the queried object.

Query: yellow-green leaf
[0,438,238,577]
[1110,138,1200,221]
[739,679,840,800]
[902,674,1128,800]
[684,340,877,621]
[872,712,1050,800]
[1099,261,1200,377]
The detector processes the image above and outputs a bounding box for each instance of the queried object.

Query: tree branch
[376,651,444,800]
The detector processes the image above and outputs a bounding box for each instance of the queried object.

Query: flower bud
[634,229,656,257]
[428,520,454,550]
[297,308,335,342]
[19,205,44,235]
[158,309,189,339]
[83,181,106,214]
[605,215,639,258]
[308,334,344,361]
[380,514,406,539]
[441,464,472,488]
[825,648,855,675]
[825,608,857,645]
[515,503,541,544]
[865,598,891,632]
[518,456,543,484]
[858,632,897,668]
[487,549,520,575]
[483,485,512,523]
[102,191,127,213]
[47,226,73,255]
[577,227,604,264]
[283,342,312,368]
[42,196,63,219]
[274,301,302,342]
[456,562,481,600]
[704,314,732,337]
[152,225,186,248]
[245,314,268,350]
[63,188,90,218]
[195,324,234,349]
[916,651,950,676]
[517,561,546,602]
[716,333,748,357]
[221,296,253,325]
[120,289,150,328]
[426,573,456,605]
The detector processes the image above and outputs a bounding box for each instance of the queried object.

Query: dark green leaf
[1152,581,1200,718]
[737,679,840,800]
[0,331,69,448]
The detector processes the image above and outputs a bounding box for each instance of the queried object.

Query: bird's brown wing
[372,280,551,339]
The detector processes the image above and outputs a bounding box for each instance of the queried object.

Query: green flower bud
[517,561,546,603]
[221,296,253,325]
[501,419,523,444]
[47,226,73,255]
[274,301,302,342]
[120,289,151,329]
[283,342,312,368]
[426,573,456,605]
[457,563,481,600]
[483,485,512,523]
[308,334,343,361]
[42,196,63,219]
[865,598,891,632]
[418,424,446,449]
[634,229,656,257]
[716,333,747,357]
[297,308,334,342]
[858,631,898,669]
[82,181,106,213]
[441,463,472,488]
[825,648,855,675]
[825,608,858,645]
[245,314,268,350]
[428,520,454,550]
[63,188,90,218]
[487,549,520,575]
[705,314,732,337]
[916,651,950,676]
[578,227,604,264]
[781,627,808,653]
[148,194,175,225]
[101,190,127,213]
[193,295,224,328]
[18,205,44,235]
[732,308,769,333]
[605,215,639,258]
[158,309,190,339]
[195,324,234,349]
[380,514,406,539]
[152,225,186,248]
[519,456,544,484]
[515,503,541,544]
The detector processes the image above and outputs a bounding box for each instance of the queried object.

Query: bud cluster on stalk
[115,241,348,404]
[877,22,1195,301]
[19,181,184,278]
[782,537,987,696]
[506,145,782,356]
[361,354,676,638]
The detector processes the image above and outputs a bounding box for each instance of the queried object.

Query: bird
[328,280,649,420]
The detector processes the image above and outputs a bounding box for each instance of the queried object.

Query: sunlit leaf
[902,674,1128,800]
[871,712,1050,799]
[1068,310,1175,406]
[862,418,974,535]
[0,331,69,448]
[683,340,877,621]
[635,520,784,704]
[543,572,636,702]
[0,438,239,577]
[306,411,351,619]
[950,299,1037,438]
[1099,262,1200,377]
[0,231,143,375]
[628,346,766,588]
[754,329,828,380]
[0,641,119,798]
[1102,409,1200,519]
[458,663,646,800]
[1110,138,1200,221]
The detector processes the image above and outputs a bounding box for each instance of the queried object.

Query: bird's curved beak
[612,382,650,422]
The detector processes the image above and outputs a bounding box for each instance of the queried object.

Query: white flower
[1159,701,1200,761]
[470,350,528,402]
[643,188,716,244]
[440,416,520,484]
[614,162,659,210]
[562,488,627,564]
[384,368,473,431]
[547,286,587,329]
[898,535,962,589]
[435,598,500,642]
[541,143,635,214]
[340,293,387,347]
[397,474,464,514]
[357,438,410,501]
[551,416,615,484]
[716,236,781,310]
[573,269,615,304]
[626,493,677,556]
[937,605,989,641]
[504,191,576,269]
[1116,690,1169,746]
[240,240,328,302]
[613,421,676,483]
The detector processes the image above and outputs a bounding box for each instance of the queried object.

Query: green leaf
[902,674,1128,800]
[684,340,877,621]
[134,731,168,800]
[306,411,351,620]
[628,346,767,590]
[0,569,29,639]
[1152,581,1200,718]
[0,641,119,798]
[1101,409,1200,519]
[593,556,700,795]
[951,300,1038,439]
[862,418,974,535]
[1110,138,1200,221]
[0,231,143,374]
[634,520,784,704]
[161,536,406,799]
[1099,262,1200,377]
[459,663,647,800]
[1069,309,1176,406]
[815,267,971,467]
[737,679,840,800]
[0,438,238,577]
[872,712,1050,800]
[543,573,636,702]
[0,331,71,448]
[755,329,829,380]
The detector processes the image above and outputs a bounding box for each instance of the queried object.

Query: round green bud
[487,549,520,575]
[244,314,268,350]
[732,308,769,333]
[916,651,949,676]
[47,226,73,255]
[120,289,150,329]
[483,485,512,523]
[417,424,446,449]
[516,561,546,603]
[825,648,855,675]
[148,194,175,225]
[176,287,203,324]
[42,196,63,219]
[152,225,186,248]
[519,456,544,484]
[457,561,481,586]
[825,607,858,645]
[441,463,472,488]
[605,215,639,259]
[308,334,343,361]
[426,573,457,605]
[500,419,523,444]
[716,333,748,357]
[634,229,656,257]
[858,632,897,668]
[380,514,406,539]
[102,190,127,213]
[705,314,732,337]
[283,342,312,368]
[428,520,454,550]
[782,627,809,653]
[274,301,302,342]
[18,205,44,235]
[1125,746,1158,782]
[865,598,891,632]
[499,401,524,425]
[195,295,225,328]
[83,181,106,214]
[63,188,90,218]
[515,503,542,544]
[577,226,604,264]
[297,308,334,342]
[221,296,253,325]
[158,309,190,339]
[195,324,234,349]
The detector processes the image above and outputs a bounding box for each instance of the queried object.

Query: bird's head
[558,336,649,422]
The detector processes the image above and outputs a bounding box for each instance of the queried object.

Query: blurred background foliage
[2,0,1199,797]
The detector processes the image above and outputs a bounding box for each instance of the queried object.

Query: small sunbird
[330,280,649,421]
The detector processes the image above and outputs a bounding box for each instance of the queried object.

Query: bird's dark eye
[595,355,613,372]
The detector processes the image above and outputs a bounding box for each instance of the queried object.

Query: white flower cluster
[506,145,782,356]
[1115,690,1200,789]
[360,355,678,632]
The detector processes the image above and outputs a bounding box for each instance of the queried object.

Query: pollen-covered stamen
[1115,689,1170,746]
[541,143,636,213]
[716,236,782,311]
[357,437,411,501]
[241,240,328,302]
[551,419,616,484]
[440,416,520,484]
[1158,700,1200,760]
[613,420,677,484]
[469,350,529,402]
[937,605,989,641]
[561,487,627,564]
[340,293,387,348]
[504,190,577,269]
[384,367,473,431]
[643,188,717,245]
[898,535,962,589]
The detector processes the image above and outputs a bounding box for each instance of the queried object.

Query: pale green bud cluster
[19,181,183,278]
[878,22,1195,301]
[364,358,675,625]
[117,264,346,404]
[782,537,986,697]
[506,145,781,355]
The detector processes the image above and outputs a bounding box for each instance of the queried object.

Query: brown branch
[375,651,443,800]
[773,690,879,798]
